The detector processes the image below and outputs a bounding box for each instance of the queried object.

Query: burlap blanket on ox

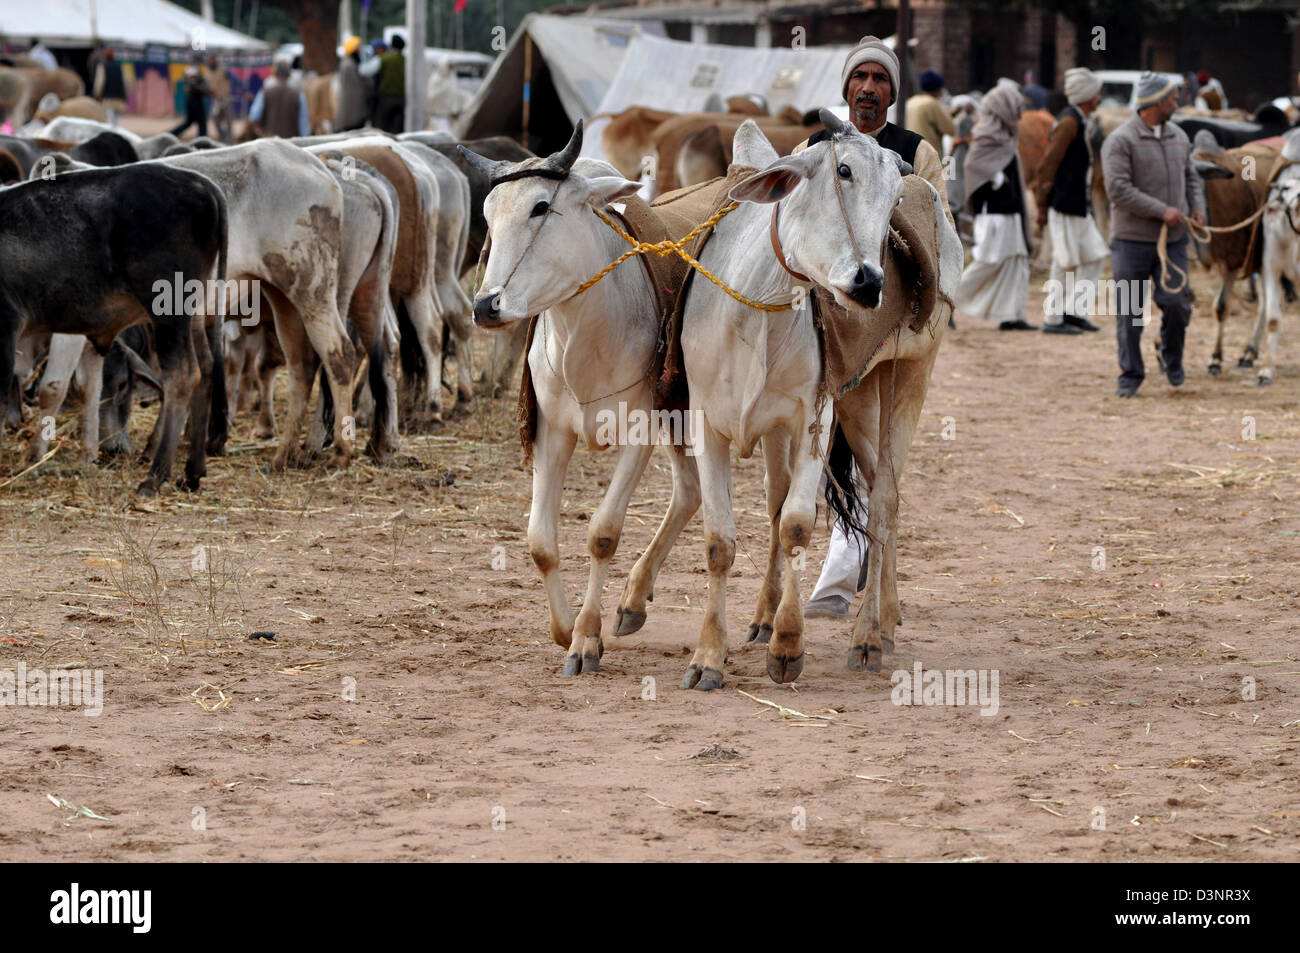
[516,166,757,465]
[816,174,951,399]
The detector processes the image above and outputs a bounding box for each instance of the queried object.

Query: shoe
[1063,314,1100,332]
[999,320,1038,331]
[804,595,851,619]
[1165,364,1185,387]
[1116,384,1139,398]
[1042,322,1083,335]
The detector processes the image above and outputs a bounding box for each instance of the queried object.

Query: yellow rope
[1157,202,1268,294]
[577,204,794,311]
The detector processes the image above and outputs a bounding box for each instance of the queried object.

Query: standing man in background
[905,69,956,157]
[249,55,309,139]
[1101,72,1205,397]
[1032,66,1107,336]
[92,47,130,123]
[335,36,368,132]
[205,56,232,143]
[374,34,407,133]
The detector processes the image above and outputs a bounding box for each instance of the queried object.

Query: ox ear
[728,151,817,205]
[890,151,914,177]
[120,343,163,396]
[582,175,642,209]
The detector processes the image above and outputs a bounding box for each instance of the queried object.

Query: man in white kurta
[1032,67,1109,334]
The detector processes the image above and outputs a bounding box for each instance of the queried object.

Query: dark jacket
[1034,105,1091,216]
[809,120,923,167]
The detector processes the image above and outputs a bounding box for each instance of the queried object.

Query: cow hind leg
[1209,271,1230,376]
[182,315,214,490]
[139,319,199,496]
[27,334,85,464]
[743,431,792,646]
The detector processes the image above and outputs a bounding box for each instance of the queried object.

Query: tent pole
[896,0,910,129]
[522,32,532,151]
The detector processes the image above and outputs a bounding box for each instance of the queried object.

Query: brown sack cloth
[817,174,950,398]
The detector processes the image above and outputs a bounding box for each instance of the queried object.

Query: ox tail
[822,419,869,551]
[207,183,230,452]
[367,333,389,451]
[396,298,426,380]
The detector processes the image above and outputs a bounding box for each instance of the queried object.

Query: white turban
[1064,67,1102,106]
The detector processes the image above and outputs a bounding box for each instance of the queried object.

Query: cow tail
[208,183,231,450]
[822,420,869,551]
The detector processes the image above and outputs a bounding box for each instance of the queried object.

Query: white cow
[158,139,358,467]
[461,124,703,676]
[665,114,960,689]
[1258,162,1300,385]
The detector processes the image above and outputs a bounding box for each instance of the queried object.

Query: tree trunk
[265,0,340,75]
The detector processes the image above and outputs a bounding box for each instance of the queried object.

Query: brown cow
[652,113,821,192]
[1193,141,1285,374]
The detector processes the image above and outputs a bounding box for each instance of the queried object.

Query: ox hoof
[1256,374,1273,387]
[615,608,647,637]
[766,651,803,684]
[134,480,159,498]
[254,429,276,441]
[1238,355,1256,368]
[178,472,202,493]
[562,655,582,676]
[744,622,773,644]
[681,665,723,692]
[847,643,884,673]
[1207,362,1221,377]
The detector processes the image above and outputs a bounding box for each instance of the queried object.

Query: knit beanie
[840,36,900,105]
[919,69,943,93]
[1135,71,1177,109]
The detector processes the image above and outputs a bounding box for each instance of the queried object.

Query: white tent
[1,0,269,50]
[581,32,855,162]
[456,13,664,153]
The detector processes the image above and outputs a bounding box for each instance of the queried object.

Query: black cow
[0,131,138,176]
[0,164,228,493]
[1174,104,1294,150]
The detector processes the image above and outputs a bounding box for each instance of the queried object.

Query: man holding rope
[1101,72,1206,397]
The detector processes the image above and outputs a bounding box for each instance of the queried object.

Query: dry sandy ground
[1,268,1297,862]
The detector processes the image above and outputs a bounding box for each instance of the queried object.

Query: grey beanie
[1135,71,1177,109]
[841,36,900,105]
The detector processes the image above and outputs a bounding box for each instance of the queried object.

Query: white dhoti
[809,467,869,606]
[1044,208,1109,325]
[956,213,1029,323]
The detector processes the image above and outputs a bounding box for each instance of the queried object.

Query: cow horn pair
[459,119,584,187]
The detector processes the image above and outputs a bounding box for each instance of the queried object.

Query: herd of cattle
[0,86,1297,690]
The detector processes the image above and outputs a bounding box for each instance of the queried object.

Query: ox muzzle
[847,262,885,309]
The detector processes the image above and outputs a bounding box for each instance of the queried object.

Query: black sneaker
[1116,384,1139,398]
[1043,322,1083,335]
[1165,364,1185,387]
[1063,314,1100,332]
[999,319,1038,331]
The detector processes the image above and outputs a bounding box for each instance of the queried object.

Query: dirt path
[1,270,1297,861]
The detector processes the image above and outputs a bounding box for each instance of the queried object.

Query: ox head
[1267,168,1300,220]
[459,120,641,326]
[728,110,911,310]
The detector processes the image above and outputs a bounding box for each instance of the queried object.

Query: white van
[1092,70,1185,111]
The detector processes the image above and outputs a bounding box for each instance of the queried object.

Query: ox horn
[819,107,855,138]
[457,144,514,181]
[543,118,584,174]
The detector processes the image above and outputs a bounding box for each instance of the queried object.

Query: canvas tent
[456,14,665,154]
[580,32,855,162]
[0,0,269,50]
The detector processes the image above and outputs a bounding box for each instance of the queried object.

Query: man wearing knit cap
[1101,71,1206,397]
[801,36,953,619]
[794,36,953,229]
[906,69,957,156]
[1031,66,1107,335]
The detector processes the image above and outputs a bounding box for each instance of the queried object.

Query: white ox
[656,115,961,689]
[158,139,358,467]
[1258,158,1300,385]
[461,123,702,676]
